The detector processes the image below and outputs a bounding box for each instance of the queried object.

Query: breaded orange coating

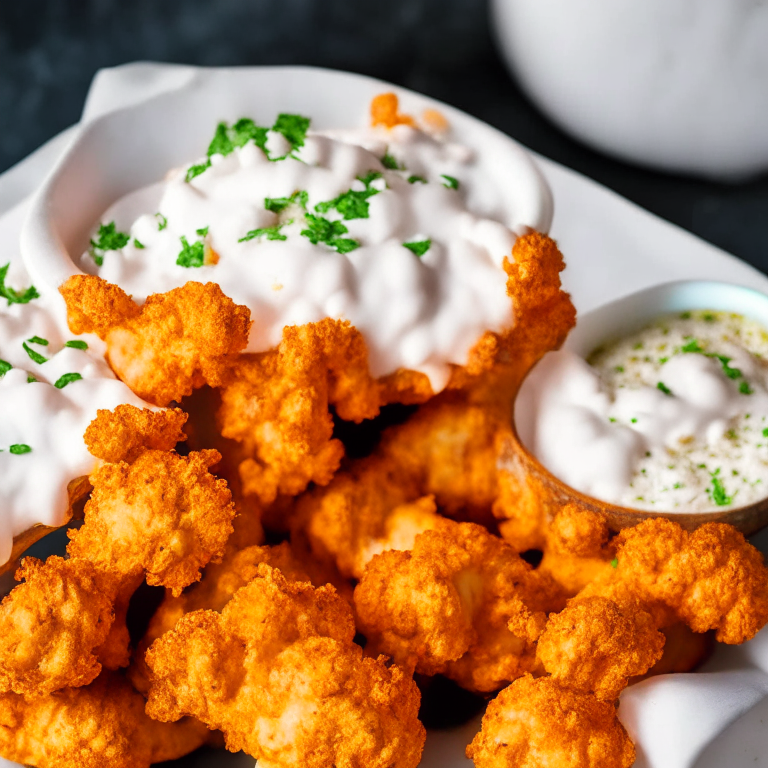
[354,520,565,693]
[68,449,235,595]
[145,564,424,768]
[370,92,416,128]
[0,557,115,697]
[466,675,635,768]
[0,672,210,768]
[611,519,768,644]
[220,318,380,504]
[84,405,187,464]
[60,276,252,405]
[536,595,665,701]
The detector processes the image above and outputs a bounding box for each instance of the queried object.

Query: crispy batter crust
[60,277,252,406]
[354,520,565,693]
[466,675,635,768]
[0,672,210,768]
[145,564,425,768]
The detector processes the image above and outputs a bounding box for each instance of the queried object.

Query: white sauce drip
[81,123,517,390]
[516,311,768,512]
[0,253,148,564]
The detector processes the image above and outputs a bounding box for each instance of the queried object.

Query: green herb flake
[0,359,11,376]
[609,417,616,423]
[659,356,669,364]
[709,472,733,506]
[133,239,145,249]
[54,372,83,389]
[265,190,308,214]
[408,175,427,184]
[0,263,39,306]
[185,160,211,183]
[703,312,716,322]
[614,366,624,373]
[196,226,209,237]
[23,338,48,365]
[176,236,206,268]
[441,174,459,190]
[271,114,311,154]
[610,558,619,569]
[315,172,383,221]
[27,375,36,383]
[155,213,168,231]
[657,381,673,396]
[681,339,704,354]
[9,444,32,455]
[89,222,130,266]
[680,311,691,320]
[28,336,48,346]
[64,340,88,350]
[762,428,768,438]
[381,152,400,170]
[630,418,638,424]
[239,223,290,243]
[740,380,753,395]
[403,239,432,258]
[300,214,359,254]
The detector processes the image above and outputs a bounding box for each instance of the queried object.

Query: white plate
[5,63,768,768]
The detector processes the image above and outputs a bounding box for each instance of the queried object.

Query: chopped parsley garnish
[23,337,49,365]
[657,381,672,396]
[89,222,130,266]
[300,214,359,254]
[0,359,11,376]
[703,312,716,322]
[709,470,733,506]
[54,372,83,389]
[271,113,310,153]
[265,190,308,213]
[739,380,753,395]
[64,340,88,350]
[682,339,749,383]
[156,213,168,231]
[403,239,432,257]
[0,263,39,306]
[176,236,206,268]
[714,354,741,379]
[441,174,459,190]
[762,428,768,437]
[9,444,32,455]
[680,311,691,319]
[610,558,619,569]
[239,222,291,242]
[614,366,624,373]
[630,418,638,424]
[315,172,383,221]
[133,238,145,249]
[185,161,211,182]
[408,175,427,184]
[196,226,209,237]
[381,152,400,170]
[27,374,36,383]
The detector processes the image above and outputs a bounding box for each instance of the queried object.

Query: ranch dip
[79,114,519,392]
[0,250,148,565]
[517,310,768,512]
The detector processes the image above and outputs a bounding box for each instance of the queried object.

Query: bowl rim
[513,278,768,532]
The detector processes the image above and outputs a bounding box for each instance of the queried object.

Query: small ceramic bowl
[510,280,768,536]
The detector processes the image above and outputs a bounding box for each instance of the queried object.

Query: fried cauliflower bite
[370,92,417,128]
[0,557,116,697]
[145,564,425,768]
[0,671,210,768]
[466,674,635,768]
[536,594,665,701]
[354,521,565,693]
[84,405,188,464]
[60,276,252,406]
[610,518,768,644]
[219,318,380,505]
[68,448,235,595]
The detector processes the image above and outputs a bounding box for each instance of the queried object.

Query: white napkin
[1,62,766,768]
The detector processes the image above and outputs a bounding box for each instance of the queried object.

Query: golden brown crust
[466,675,635,768]
[354,520,565,693]
[68,449,235,595]
[145,564,425,768]
[84,405,188,464]
[0,557,116,697]
[0,672,210,768]
[60,276,252,406]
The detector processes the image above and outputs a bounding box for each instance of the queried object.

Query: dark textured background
[1,0,767,274]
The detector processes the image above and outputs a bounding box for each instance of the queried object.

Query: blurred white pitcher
[491,0,768,180]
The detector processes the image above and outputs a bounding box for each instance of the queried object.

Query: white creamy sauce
[0,252,148,564]
[517,311,768,512]
[81,122,517,390]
